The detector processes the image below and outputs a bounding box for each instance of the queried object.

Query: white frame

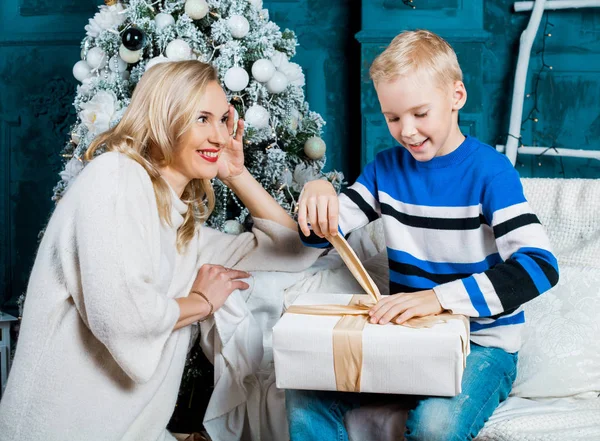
[497,0,600,164]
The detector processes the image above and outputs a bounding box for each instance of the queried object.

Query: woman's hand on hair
[191,264,251,313]
[218,105,246,182]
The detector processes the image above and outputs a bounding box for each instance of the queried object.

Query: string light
[522,14,554,127]
[515,13,564,174]
[402,0,416,9]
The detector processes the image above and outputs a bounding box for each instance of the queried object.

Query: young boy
[287,30,559,441]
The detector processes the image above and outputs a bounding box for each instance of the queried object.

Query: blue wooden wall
[0,1,99,315]
[1,0,599,314]
[358,0,600,178]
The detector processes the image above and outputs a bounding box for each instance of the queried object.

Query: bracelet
[191,290,213,322]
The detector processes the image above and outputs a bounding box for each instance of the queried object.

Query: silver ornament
[223,220,244,235]
[304,136,326,160]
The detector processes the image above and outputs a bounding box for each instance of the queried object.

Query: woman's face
[166,81,231,186]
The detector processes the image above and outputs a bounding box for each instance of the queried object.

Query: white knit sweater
[0,152,320,441]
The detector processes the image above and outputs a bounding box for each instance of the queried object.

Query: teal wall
[358,0,600,178]
[1,0,599,314]
[0,1,98,315]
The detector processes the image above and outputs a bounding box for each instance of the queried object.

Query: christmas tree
[60,0,344,233]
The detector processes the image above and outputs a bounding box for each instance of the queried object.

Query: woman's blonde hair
[85,60,218,252]
[370,30,463,88]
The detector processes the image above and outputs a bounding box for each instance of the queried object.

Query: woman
[0,60,320,441]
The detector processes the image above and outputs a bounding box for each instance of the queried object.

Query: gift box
[273,292,469,397]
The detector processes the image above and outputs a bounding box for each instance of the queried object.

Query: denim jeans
[285,343,518,441]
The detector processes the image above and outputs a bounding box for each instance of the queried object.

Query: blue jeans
[285,343,518,441]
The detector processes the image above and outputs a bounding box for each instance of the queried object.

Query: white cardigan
[0,152,319,441]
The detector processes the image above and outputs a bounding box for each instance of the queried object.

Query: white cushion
[511,265,600,399]
[476,397,600,441]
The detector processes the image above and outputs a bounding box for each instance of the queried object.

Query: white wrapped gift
[273,292,470,397]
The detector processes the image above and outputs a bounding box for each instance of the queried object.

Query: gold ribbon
[327,234,382,303]
[287,295,468,392]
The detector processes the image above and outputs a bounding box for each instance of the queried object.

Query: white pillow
[511,265,600,398]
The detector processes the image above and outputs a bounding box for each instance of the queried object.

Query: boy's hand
[369,289,443,325]
[297,180,338,238]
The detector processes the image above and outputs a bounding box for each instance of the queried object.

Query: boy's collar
[415,136,477,169]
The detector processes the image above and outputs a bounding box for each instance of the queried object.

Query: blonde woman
[0,60,320,441]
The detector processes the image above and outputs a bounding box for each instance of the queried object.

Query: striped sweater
[301,136,559,352]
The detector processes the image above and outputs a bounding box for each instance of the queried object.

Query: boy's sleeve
[300,159,381,248]
[433,168,559,317]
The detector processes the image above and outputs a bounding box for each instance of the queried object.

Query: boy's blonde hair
[86,60,218,252]
[370,30,463,88]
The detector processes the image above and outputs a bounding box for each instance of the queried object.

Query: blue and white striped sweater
[301,136,559,352]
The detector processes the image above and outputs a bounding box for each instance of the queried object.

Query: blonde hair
[370,30,463,88]
[85,60,218,252]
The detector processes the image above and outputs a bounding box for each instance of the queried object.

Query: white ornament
[223,220,245,235]
[86,46,107,70]
[165,39,192,61]
[146,55,169,71]
[85,3,126,38]
[266,71,288,94]
[270,51,289,70]
[154,12,175,31]
[251,59,276,83]
[248,0,263,9]
[119,44,142,64]
[304,136,326,160]
[244,105,270,129]
[280,61,305,87]
[79,90,118,137]
[185,0,209,20]
[108,55,127,73]
[73,60,92,82]
[121,70,130,81]
[224,66,249,92]
[227,15,250,39]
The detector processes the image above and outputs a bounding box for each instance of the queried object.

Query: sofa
[343,178,600,441]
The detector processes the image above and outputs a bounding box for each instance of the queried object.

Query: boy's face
[375,71,467,162]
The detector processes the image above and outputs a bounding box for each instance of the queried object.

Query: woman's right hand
[190,264,250,312]
[174,264,251,329]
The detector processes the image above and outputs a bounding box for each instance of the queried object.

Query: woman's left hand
[218,105,246,182]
